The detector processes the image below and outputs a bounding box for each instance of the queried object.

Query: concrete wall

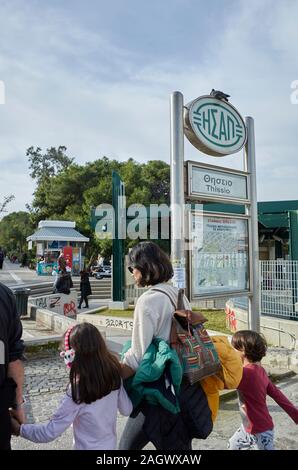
[77,313,133,331]
[226,301,298,350]
[35,307,77,333]
[29,290,77,318]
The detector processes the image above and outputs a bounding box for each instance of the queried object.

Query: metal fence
[126,284,228,309]
[125,260,298,320]
[125,285,148,304]
[260,260,298,320]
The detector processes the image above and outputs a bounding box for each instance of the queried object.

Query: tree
[26,146,75,223]
[26,152,171,261]
[27,146,74,182]
[0,211,34,255]
[0,194,15,214]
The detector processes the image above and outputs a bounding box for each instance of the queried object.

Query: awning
[26,226,89,242]
[258,213,289,229]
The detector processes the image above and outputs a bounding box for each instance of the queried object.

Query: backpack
[153,288,221,385]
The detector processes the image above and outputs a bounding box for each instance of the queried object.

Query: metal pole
[245,117,260,331]
[170,92,186,289]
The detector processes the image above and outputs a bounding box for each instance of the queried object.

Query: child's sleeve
[118,382,133,416]
[20,392,80,443]
[267,380,298,424]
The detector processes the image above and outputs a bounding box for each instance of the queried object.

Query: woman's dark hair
[129,241,173,287]
[231,330,267,363]
[66,323,121,404]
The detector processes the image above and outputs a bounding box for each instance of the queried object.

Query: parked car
[95,265,112,279]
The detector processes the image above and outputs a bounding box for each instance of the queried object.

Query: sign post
[170,90,260,332]
[244,117,260,331]
[110,171,128,309]
[170,92,186,290]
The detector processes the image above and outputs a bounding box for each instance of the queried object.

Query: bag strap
[151,287,192,337]
[150,287,178,309]
[177,288,185,310]
[151,287,181,346]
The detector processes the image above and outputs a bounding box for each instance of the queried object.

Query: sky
[0,0,297,213]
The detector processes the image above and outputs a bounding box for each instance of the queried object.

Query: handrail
[260,325,296,350]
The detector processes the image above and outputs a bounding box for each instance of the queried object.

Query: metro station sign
[184,95,247,156]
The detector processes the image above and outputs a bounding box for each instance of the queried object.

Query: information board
[190,212,249,297]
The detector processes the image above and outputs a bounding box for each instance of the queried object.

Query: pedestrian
[228,330,298,450]
[58,253,66,272]
[119,241,212,450]
[97,254,104,267]
[11,323,132,450]
[78,270,92,309]
[0,247,4,269]
[51,269,59,293]
[54,268,73,295]
[0,282,25,450]
[20,252,27,268]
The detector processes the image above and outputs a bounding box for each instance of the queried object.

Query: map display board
[190,212,249,297]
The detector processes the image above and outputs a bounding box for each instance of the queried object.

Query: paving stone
[11,354,298,450]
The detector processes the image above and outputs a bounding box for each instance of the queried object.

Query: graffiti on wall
[35,297,47,309]
[105,318,133,330]
[225,306,237,332]
[64,301,77,317]
[49,296,61,309]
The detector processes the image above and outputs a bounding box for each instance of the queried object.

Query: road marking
[2,261,23,283]
[9,271,23,283]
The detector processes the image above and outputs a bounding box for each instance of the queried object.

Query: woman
[78,270,92,309]
[55,268,73,295]
[119,241,203,450]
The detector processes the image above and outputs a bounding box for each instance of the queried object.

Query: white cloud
[0,0,297,214]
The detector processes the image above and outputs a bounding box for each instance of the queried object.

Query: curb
[24,335,62,347]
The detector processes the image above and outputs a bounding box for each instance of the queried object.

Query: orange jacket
[200,335,243,422]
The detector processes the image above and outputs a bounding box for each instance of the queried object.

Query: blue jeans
[228,425,275,450]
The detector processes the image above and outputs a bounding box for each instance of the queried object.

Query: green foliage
[192,309,230,334]
[27,146,74,182]
[0,211,34,254]
[25,148,170,259]
[96,308,134,318]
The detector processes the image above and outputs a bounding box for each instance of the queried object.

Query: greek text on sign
[184,95,247,156]
[188,162,248,202]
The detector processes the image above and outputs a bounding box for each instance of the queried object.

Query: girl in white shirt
[12,322,132,450]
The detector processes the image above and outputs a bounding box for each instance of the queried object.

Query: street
[0,258,53,287]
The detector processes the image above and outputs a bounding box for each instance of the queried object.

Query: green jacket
[122,338,183,414]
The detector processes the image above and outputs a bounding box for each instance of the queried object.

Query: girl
[11,323,132,450]
[229,330,298,450]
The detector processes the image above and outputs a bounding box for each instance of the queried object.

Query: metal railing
[125,260,298,321]
[125,285,148,303]
[260,260,298,320]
